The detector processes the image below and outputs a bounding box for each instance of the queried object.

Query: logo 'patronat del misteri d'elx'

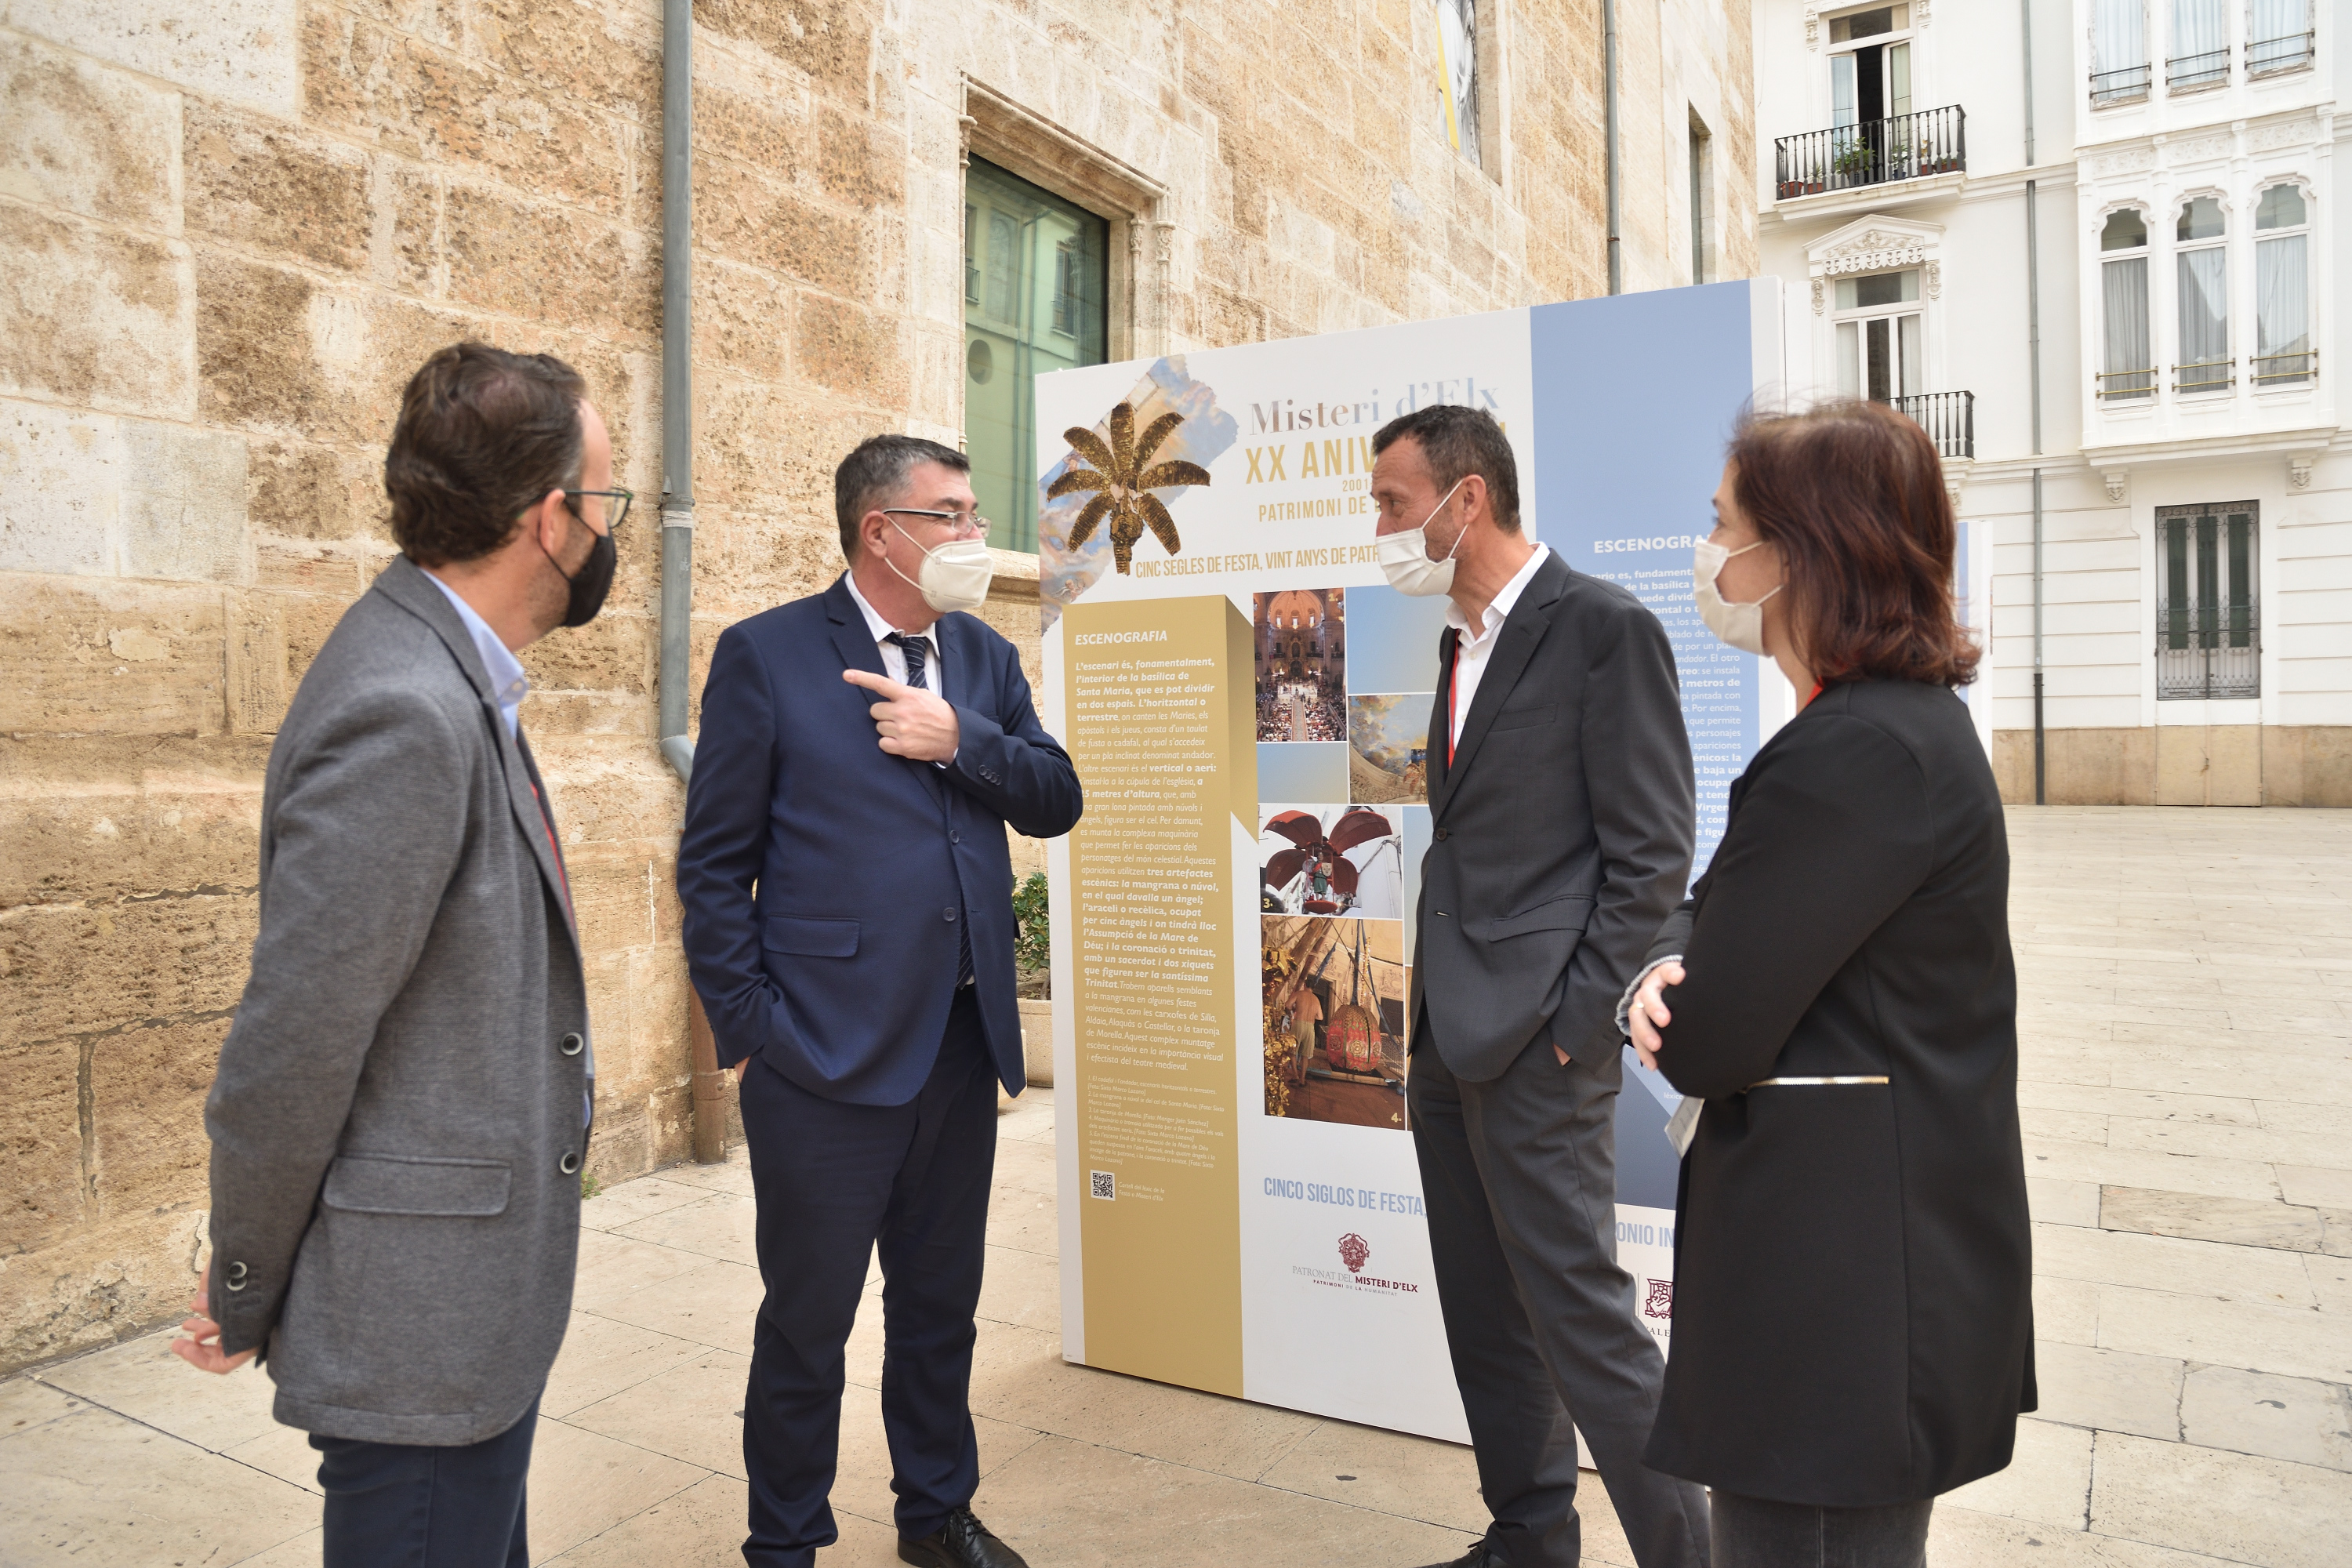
[1051,401,1210,575]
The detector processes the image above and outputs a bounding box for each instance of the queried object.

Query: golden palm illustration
[1047,401,1210,574]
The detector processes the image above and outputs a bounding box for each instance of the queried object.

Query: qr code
[1089,1170,1116,1201]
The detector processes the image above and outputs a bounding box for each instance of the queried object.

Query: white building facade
[1751,0,2347,804]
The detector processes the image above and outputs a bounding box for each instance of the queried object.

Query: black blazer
[1639,678,2034,1507]
[1411,550,1696,1078]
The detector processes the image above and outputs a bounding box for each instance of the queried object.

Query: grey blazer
[1410,550,1697,1080]
[203,555,590,1446]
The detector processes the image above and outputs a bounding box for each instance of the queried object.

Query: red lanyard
[528,782,572,911]
[1442,631,1460,764]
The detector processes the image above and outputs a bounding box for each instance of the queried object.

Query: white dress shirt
[423,571,530,738]
[843,570,947,703]
[1443,542,1551,750]
[843,570,956,766]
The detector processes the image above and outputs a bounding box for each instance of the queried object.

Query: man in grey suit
[174,343,629,1568]
[1369,406,1707,1568]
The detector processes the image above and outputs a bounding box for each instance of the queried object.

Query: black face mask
[545,510,615,627]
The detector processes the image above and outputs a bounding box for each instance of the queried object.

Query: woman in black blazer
[1625,401,2033,1567]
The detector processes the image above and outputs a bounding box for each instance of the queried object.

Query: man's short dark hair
[836,434,971,561]
[385,343,587,567]
[1371,405,1522,535]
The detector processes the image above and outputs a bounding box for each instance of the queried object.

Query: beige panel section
[2155,726,2210,808]
[1064,595,1247,1399]
[2158,726,2263,808]
[2205,727,2263,807]
[2263,727,2352,808]
[1993,727,2352,805]
[1992,728,2158,807]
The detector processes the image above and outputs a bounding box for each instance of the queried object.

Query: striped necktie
[887,631,932,693]
[886,632,972,989]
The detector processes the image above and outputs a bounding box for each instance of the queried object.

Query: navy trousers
[309,1396,538,1568]
[739,986,999,1567]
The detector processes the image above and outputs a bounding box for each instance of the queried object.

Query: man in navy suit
[678,434,1082,1568]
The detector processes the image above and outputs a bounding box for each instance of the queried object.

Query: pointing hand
[843,668,960,763]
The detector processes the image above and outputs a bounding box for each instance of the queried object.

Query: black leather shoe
[898,1506,1030,1568]
[1417,1546,1504,1568]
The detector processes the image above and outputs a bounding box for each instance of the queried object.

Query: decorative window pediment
[1806,214,1944,311]
[1809,214,1944,276]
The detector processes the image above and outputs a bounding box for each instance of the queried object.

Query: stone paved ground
[4,808,2349,1567]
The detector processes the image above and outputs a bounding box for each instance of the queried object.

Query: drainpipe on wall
[2023,0,2046,805]
[659,0,726,1165]
[1604,0,1623,293]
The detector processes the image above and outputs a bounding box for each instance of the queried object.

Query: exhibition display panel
[1037,282,1784,1441]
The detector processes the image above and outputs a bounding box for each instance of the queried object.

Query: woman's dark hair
[1727,398,1980,688]
[385,343,587,566]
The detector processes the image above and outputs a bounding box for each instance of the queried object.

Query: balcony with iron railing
[2096,368,2158,401]
[2089,64,2154,106]
[2175,357,2235,396]
[2166,47,2232,92]
[1888,390,1975,461]
[2095,352,2318,402]
[1774,106,1966,201]
[2094,33,2316,106]
[2252,350,2318,386]
[2247,31,2316,77]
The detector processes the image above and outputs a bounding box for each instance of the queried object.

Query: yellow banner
[1062,595,1254,1395]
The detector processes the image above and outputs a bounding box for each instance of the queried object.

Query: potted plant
[1012,871,1054,1087]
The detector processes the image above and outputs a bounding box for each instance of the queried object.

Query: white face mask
[885,517,993,615]
[1693,538,1782,655]
[1376,478,1468,597]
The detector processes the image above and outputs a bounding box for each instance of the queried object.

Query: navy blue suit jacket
[677,576,1083,1105]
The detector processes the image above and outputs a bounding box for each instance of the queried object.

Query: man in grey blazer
[1370,406,1707,1568]
[174,343,628,1568]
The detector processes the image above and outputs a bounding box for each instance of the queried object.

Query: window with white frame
[2155,502,2259,700]
[2174,197,2231,394]
[2253,183,2312,386]
[2248,0,2314,75]
[2168,0,2230,91]
[1826,5,1915,183]
[2091,0,2151,105]
[2098,208,2154,400]
[1834,269,1923,403]
[1830,6,1914,122]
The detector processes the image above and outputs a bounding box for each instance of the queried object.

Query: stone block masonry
[0,0,1754,1371]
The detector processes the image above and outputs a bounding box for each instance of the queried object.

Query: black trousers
[739,987,998,1567]
[310,1396,538,1568]
[1409,1033,1710,1568]
[1710,1494,1931,1567]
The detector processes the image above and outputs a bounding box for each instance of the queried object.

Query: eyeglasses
[882,506,989,538]
[564,488,634,532]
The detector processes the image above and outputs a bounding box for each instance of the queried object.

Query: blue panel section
[1528,283,1762,879]
[1611,1059,1683,1210]
[1257,742,1349,803]
[1345,583,1457,695]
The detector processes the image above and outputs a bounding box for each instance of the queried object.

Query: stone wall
[1992,727,2352,808]
[0,0,1753,1371]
